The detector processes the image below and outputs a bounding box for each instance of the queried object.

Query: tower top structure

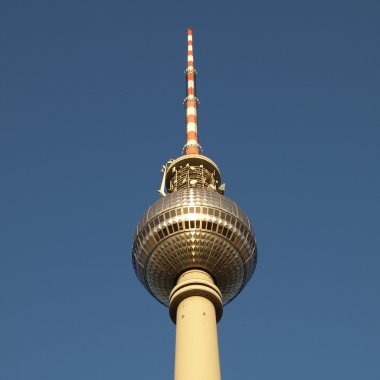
[133,29,257,309]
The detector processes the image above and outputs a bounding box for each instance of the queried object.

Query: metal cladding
[132,188,257,306]
[132,29,257,309]
[184,29,200,155]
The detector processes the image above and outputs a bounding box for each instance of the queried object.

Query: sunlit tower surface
[132,29,258,380]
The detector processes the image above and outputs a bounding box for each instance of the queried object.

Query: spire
[184,29,201,155]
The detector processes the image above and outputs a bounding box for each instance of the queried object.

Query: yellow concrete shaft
[173,271,221,380]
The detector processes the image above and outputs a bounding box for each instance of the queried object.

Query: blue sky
[1,1,379,379]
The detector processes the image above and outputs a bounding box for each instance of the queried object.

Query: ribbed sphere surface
[132,188,257,306]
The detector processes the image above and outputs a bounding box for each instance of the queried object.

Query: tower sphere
[132,173,257,307]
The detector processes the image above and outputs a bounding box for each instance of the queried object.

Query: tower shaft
[171,270,222,380]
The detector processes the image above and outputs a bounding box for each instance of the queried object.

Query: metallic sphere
[132,188,257,307]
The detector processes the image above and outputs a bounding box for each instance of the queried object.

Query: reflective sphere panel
[132,188,257,306]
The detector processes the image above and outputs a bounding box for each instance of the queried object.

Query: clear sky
[1,1,379,379]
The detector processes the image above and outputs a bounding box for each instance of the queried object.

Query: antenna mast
[184,28,200,155]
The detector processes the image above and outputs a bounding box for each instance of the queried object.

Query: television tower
[132,29,257,380]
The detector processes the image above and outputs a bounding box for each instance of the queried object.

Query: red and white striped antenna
[184,28,201,155]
